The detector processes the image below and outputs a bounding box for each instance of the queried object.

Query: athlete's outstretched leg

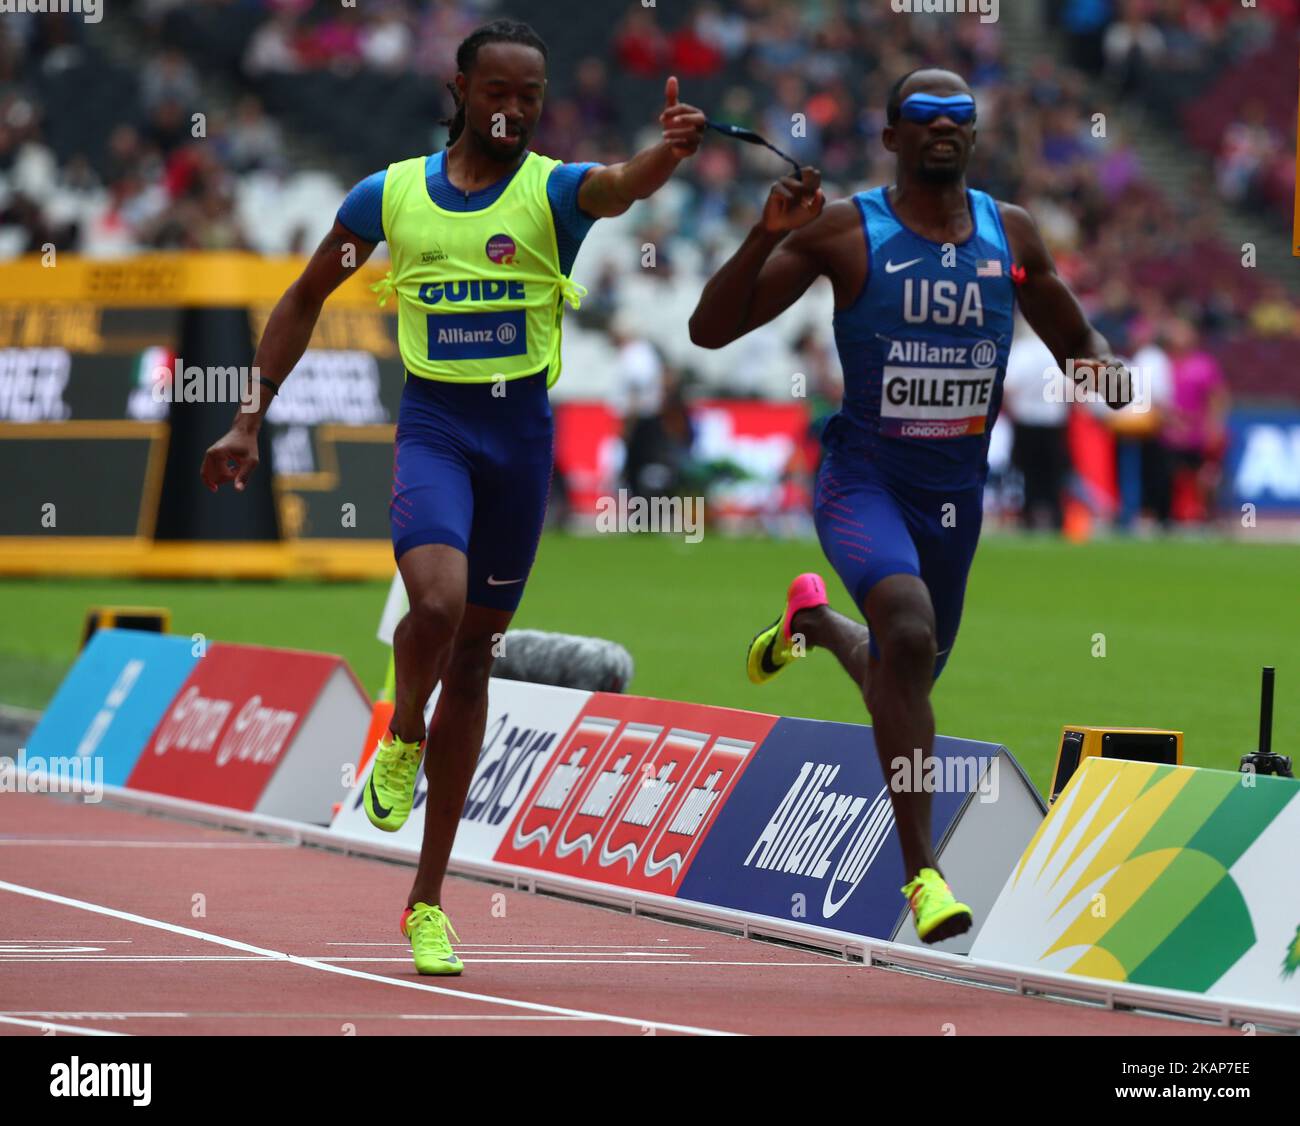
[390,544,468,744]
[859,574,939,878]
[793,582,937,877]
[746,457,970,942]
[363,544,468,838]
[788,571,969,944]
[790,603,873,691]
[407,601,511,911]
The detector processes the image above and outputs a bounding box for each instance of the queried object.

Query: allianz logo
[745,761,895,919]
[418,279,526,305]
[1236,424,1300,500]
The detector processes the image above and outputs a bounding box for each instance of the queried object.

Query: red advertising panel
[126,642,338,809]
[554,402,621,518]
[495,694,778,895]
[554,400,817,519]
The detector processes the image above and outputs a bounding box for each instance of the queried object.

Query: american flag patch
[976,259,1003,277]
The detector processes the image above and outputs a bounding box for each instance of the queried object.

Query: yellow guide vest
[374,152,586,386]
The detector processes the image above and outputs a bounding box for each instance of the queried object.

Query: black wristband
[256,374,281,396]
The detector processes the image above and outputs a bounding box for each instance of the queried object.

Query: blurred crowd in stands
[1050,0,1297,224]
[0,0,1295,530]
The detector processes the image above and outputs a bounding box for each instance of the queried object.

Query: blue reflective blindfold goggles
[898,93,977,125]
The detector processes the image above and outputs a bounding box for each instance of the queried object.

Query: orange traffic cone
[1063,496,1092,543]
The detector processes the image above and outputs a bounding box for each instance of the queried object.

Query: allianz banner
[679,717,1035,947]
[1222,410,1300,515]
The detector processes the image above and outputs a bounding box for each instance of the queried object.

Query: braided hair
[442,19,549,146]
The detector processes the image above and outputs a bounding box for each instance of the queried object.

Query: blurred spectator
[1164,317,1229,521]
[763,75,821,167]
[694,2,749,62]
[670,8,725,79]
[146,98,192,157]
[141,49,200,114]
[1102,0,1165,93]
[1090,279,1136,357]
[2,98,57,200]
[614,9,669,79]
[1215,102,1283,208]
[245,12,302,75]
[1002,317,1072,531]
[1112,317,1174,529]
[572,261,623,332]
[224,97,285,175]
[1249,281,1299,339]
[749,5,810,76]
[792,328,841,450]
[611,313,670,499]
[572,57,618,137]
[361,8,415,74]
[300,7,366,73]
[1058,0,1114,74]
[411,2,479,78]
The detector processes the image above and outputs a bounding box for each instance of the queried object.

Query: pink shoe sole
[782,573,828,643]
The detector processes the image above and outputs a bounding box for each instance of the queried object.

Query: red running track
[0,792,1230,1037]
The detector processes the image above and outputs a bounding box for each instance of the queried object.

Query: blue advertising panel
[1222,410,1300,515]
[24,629,200,786]
[679,716,1004,939]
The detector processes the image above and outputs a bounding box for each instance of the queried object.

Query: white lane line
[4,1012,184,1019]
[314,957,842,967]
[1,1011,582,1022]
[392,950,693,958]
[0,944,106,953]
[0,840,294,849]
[0,880,737,1037]
[0,955,841,967]
[0,1014,126,1037]
[3,1014,590,1024]
[0,956,275,963]
[324,942,708,948]
[397,1014,587,1022]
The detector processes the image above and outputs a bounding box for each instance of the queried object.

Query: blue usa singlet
[827,185,1016,491]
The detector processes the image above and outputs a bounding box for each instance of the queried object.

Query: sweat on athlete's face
[463,43,547,152]
[886,70,977,180]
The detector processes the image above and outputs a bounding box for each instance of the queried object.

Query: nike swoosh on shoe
[369,774,393,819]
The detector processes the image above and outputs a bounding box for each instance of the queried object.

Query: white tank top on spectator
[1002,325,1070,428]
[613,338,664,419]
